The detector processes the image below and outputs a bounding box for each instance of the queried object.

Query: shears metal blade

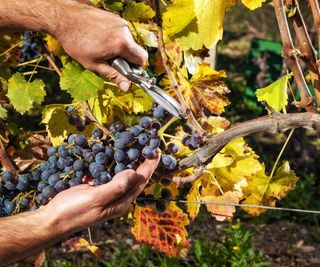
[110,58,183,118]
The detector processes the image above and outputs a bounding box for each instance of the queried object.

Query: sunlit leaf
[242,161,298,216]
[7,73,45,113]
[163,0,236,50]
[123,2,155,22]
[44,34,65,57]
[186,177,202,220]
[256,73,292,114]
[60,61,104,101]
[130,22,158,48]
[132,203,189,257]
[242,0,266,10]
[67,237,102,259]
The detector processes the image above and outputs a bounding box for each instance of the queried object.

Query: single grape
[92,143,104,153]
[153,106,165,119]
[114,163,126,174]
[4,181,16,191]
[182,135,191,146]
[42,185,57,199]
[31,170,41,181]
[71,146,82,156]
[56,158,65,170]
[105,146,114,159]
[16,174,30,191]
[161,189,172,200]
[73,159,84,171]
[75,119,86,132]
[92,128,103,139]
[183,124,193,134]
[114,150,126,162]
[114,139,127,150]
[98,171,112,183]
[147,128,158,138]
[155,201,166,213]
[167,142,179,154]
[91,165,105,179]
[138,133,149,146]
[63,157,74,167]
[58,145,69,158]
[75,170,84,178]
[142,146,156,159]
[20,198,30,209]
[36,194,48,205]
[68,134,77,144]
[47,147,57,157]
[2,171,12,182]
[41,170,50,181]
[69,177,82,187]
[114,121,125,132]
[75,135,87,147]
[83,151,95,163]
[130,125,143,137]
[151,121,161,130]
[118,131,133,143]
[68,115,77,126]
[127,162,137,170]
[54,180,68,192]
[3,200,15,215]
[162,155,177,170]
[37,181,46,192]
[150,138,160,149]
[127,148,140,161]
[48,173,60,187]
[64,166,73,174]
[95,152,108,165]
[139,116,152,129]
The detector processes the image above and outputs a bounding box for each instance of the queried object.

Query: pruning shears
[110,58,184,118]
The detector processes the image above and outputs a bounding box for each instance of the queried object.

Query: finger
[135,153,161,182]
[120,30,148,66]
[93,63,131,92]
[93,169,141,202]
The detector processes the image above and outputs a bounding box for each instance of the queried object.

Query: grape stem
[173,165,205,187]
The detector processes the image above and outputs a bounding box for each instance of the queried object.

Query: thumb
[136,153,161,183]
[93,63,131,92]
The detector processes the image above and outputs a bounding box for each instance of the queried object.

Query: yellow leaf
[67,237,102,259]
[242,0,266,10]
[163,0,236,50]
[242,161,298,216]
[186,178,202,220]
[130,22,158,48]
[256,73,292,114]
[207,153,233,169]
[173,63,230,117]
[44,34,65,57]
[123,2,155,22]
[199,116,230,134]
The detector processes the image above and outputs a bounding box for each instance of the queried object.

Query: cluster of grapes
[66,106,90,132]
[181,124,204,150]
[19,32,42,69]
[0,109,205,216]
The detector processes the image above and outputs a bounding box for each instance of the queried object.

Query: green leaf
[7,72,46,113]
[0,105,7,119]
[42,104,95,146]
[163,0,236,50]
[255,73,292,113]
[123,2,155,22]
[60,62,104,101]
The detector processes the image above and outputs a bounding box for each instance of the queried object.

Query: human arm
[0,0,147,91]
[0,155,159,265]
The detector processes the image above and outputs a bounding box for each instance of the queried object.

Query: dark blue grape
[114,150,126,162]
[3,199,15,215]
[150,138,160,148]
[114,121,125,132]
[92,143,104,153]
[41,170,50,181]
[42,185,57,199]
[47,147,57,157]
[183,124,193,134]
[114,163,126,174]
[105,147,114,159]
[95,152,107,165]
[127,148,140,161]
[58,145,69,158]
[31,170,41,181]
[40,162,49,171]
[118,131,133,143]
[75,170,84,178]
[147,128,158,138]
[63,157,74,167]
[64,166,73,173]
[20,198,30,209]
[83,151,95,163]
[153,106,165,119]
[130,125,143,136]
[73,159,84,171]
[142,146,156,159]
[138,133,149,146]
[56,158,65,170]
[182,135,191,146]
[167,142,179,154]
[71,146,82,156]
[75,134,87,147]
[114,139,127,150]
[92,128,103,139]
[155,201,166,213]
[69,177,81,187]
[2,171,12,182]
[98,171,112,183]
[127,162,137,170]
[151,121,161,130]
[161,188,172,199]
[16,174,30,191]
[36,194,48,205]
[37,181,46,192]
[68,134,77,144]
[162,155,177,170]
[4,181,16,191]
[54,180,68,192]
[68,115,77,126]
[48,173,60,187]
[139,116,152,129]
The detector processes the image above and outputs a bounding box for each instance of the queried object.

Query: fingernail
[119,81,130,92]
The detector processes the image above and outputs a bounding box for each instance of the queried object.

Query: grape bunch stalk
[0,104,204,216]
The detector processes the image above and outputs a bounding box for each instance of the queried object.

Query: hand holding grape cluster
[0,104,204,217]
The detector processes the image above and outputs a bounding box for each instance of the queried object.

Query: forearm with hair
[0,209,69,265]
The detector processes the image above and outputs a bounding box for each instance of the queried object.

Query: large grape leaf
[176,63,230,116]
[163,0,236,50]
[123,2,155,22]
[7,73,46,113]
[256,73,292,114]
[42,104,95,146]
[131,203,189,256]
[60,62,104,101]
[242,0,266,10]
[186,177,202,220]
[241,161,298,216]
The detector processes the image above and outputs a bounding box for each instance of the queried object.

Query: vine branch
[0,138,19,173]
[309,0,320,49]
[273,0,316,111]
[177,112,320,171]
